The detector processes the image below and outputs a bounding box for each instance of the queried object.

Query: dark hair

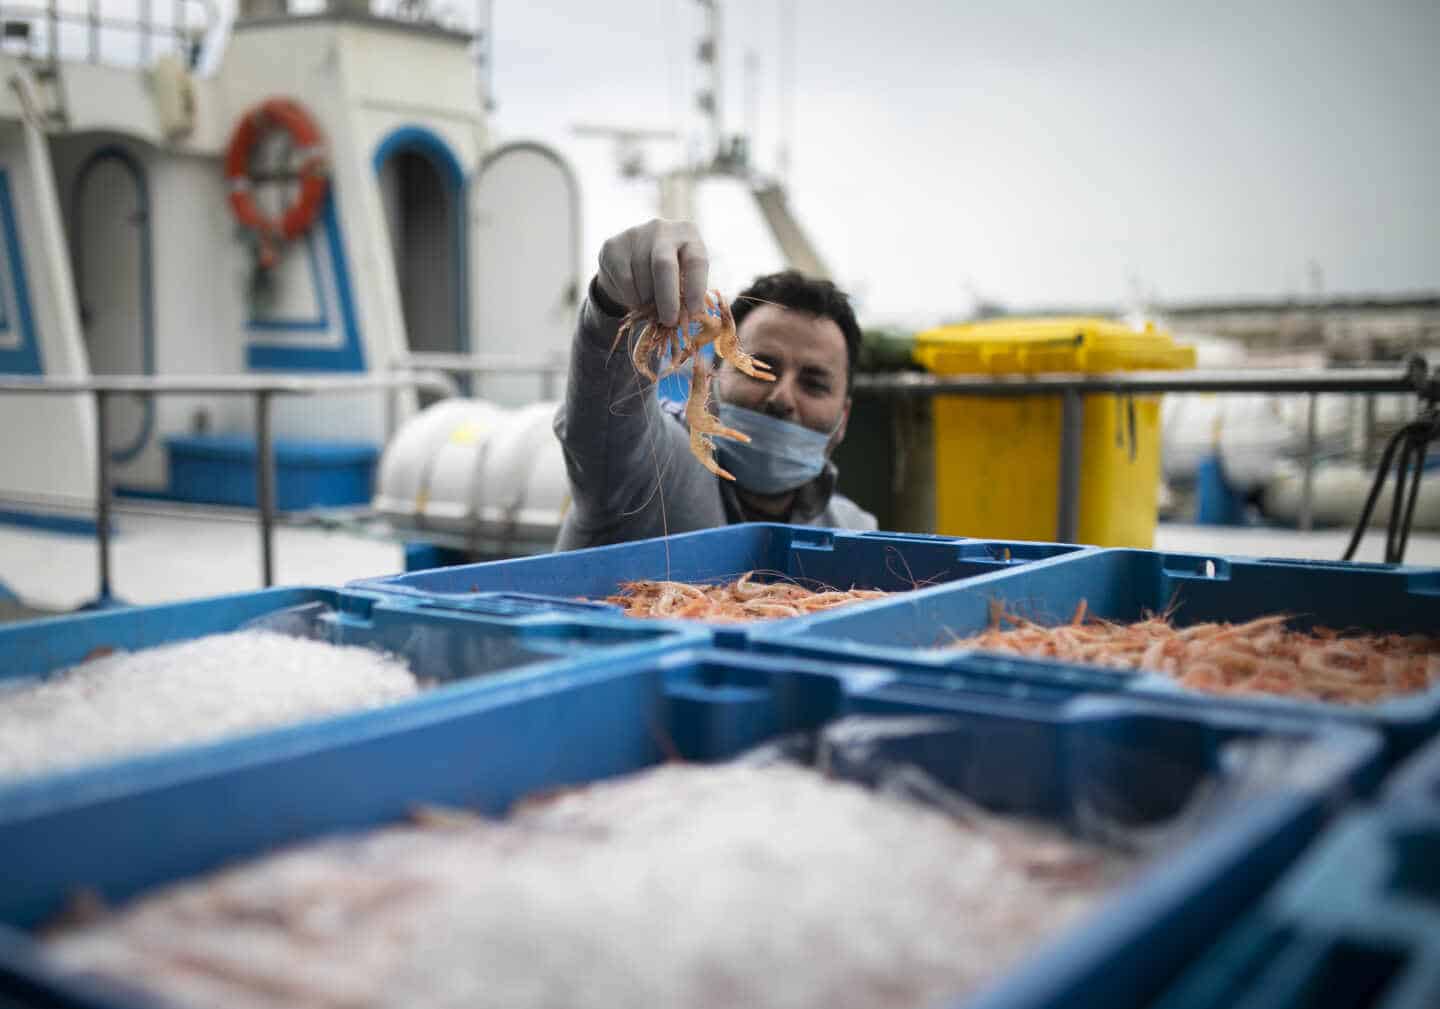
[731,271,862,393]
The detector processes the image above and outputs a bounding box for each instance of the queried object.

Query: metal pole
[704,0,725,158]
[255,390,276,587]
[1362,393,1377,469]
[94,391,113,602]
[1056,389,1083,543]
[1299,393,1318,532]
[48,0,58,63]
[778,0,794,182]
[88,0,98,61]
[475,0,496,111]
[853,363,1426,398]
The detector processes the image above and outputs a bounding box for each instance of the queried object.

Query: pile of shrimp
[604,571,889,622]
[615,289,774,480]
[948,600,1440,705]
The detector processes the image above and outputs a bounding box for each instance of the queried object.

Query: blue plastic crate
[351,522,1089,630]
[746,548,1440,764]
[165,434,378,510]
[0,585,704,814]
[0,647,1381,1009]
[1148,806,1440,1009]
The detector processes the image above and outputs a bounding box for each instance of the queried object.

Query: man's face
[715,304,851,455]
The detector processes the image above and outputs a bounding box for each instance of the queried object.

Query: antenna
[743,47,759,149]
[695,0,723,162]
[475,0,495,111]
[777,0,794,182]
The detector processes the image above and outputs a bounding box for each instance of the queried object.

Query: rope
[1343,407,1440,564]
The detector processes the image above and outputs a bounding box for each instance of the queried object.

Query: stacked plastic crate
[0,523,1436,1008]
[1146,707,1440,1009]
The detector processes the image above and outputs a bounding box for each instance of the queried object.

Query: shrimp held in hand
[708,292,773,381]
[613,289,775,479]
[686,354,747,481]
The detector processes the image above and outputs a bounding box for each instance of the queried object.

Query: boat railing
[853,357,1437,543]
[2,360,1435,609]
[393,351,570,401]
[0,0,218,70]
[0,370,457,605]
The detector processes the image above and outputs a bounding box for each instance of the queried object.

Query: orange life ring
[225,97,328,269]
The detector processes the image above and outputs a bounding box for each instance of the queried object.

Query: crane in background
[574,0,830,281]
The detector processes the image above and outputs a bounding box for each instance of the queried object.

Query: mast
[695,0,723,165]
[778,0,794,183]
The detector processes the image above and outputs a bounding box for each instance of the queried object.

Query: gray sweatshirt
[553,288,878,551]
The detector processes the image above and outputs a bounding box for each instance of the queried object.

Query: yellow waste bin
[912,317,1195,547]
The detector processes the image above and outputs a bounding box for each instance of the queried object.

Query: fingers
[630,240,656,315]
[678,233,709,320]
[649,244,681,327]
[597,232,638,309]
[653,220,707,326]
[594,219,709,327]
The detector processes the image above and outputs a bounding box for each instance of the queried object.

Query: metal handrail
[0,371,456,604]
[852,359,1435,543]
[8,360,1431,603]
[0,373,460,394]
[852,362,1429,398]
[395,351,569,373]
[0,0,217,68]
[394,351,569,400]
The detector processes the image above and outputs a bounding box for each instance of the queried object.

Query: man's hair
[731,271,862,393]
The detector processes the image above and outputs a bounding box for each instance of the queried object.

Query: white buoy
[1262,460,1440,531]
[373,399,570,545]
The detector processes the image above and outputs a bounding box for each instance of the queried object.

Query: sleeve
[552,279,709,547]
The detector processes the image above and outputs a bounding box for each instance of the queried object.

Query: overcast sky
[476,0,1438,324]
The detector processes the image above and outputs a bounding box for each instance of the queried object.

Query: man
[553,218,877,551]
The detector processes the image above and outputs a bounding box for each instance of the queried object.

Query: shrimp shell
[601,572,889,623]
[949,603,1440,706]
[613,290,776,480]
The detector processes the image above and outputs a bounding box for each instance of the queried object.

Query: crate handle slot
[955,541,1073,563]
[1162,555,1230,580]
[337,593,377,619]
[955,542,1018,563]
[787,528,836,551]
[713,627,748,650]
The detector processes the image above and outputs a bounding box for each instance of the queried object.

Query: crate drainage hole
[1387,831,1440,907]
[1298,940,1406,1009]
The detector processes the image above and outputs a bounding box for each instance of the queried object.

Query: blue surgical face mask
[713,402,840,494]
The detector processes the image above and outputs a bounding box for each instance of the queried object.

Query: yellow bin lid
[912,316,1196,375]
